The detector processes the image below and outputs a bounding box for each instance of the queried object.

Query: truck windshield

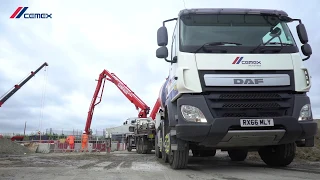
[179,14,298,53]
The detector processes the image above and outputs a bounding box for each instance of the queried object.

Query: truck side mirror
[129,126,135,132]
[297,23,308,44]
[301,43,312,61]
[156,46,168,59]
[157,26,168,46]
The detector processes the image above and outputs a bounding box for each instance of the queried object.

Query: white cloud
[0,0,319,134]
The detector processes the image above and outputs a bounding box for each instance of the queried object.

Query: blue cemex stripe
[16,7,28,18]
[236,57,244,64]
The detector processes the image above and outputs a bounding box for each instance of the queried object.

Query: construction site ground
[1,150,320,180]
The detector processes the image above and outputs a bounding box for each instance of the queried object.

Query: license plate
[240,119,274,127]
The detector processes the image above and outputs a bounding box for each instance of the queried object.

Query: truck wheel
[161,127,168,163]
[139,137,144,154]
[258,143,296,167]
[169,149,189,169]
[127,146,132,152]
[192,150,200,157]
[135,138,139,153]
[228,149,248,161]
[210,150,216,157]
[141,137,148,154]
[161,144,168,162]
[136,138,141,154]
[155,134,162,158]
[139,138,144,154]
[167,133,189,169]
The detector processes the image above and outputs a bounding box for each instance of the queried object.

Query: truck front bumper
[175,94,318,148]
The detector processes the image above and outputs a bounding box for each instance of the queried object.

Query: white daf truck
[154,8,317,169]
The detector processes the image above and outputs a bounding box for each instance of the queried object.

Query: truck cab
[155,8,317,169]
[127,117,156,153]
[123,117,137,125]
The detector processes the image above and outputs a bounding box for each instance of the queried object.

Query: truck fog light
[298,104,312,121]
[181,105,207,123]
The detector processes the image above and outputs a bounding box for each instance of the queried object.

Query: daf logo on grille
[234,78,264,84]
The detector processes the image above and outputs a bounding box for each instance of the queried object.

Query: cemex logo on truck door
[10,7,52,19]
[232,57,261,65]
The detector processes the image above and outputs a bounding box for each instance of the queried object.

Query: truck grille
[219,93,282,99]
[222,102,281,108]
[205,92,293,118]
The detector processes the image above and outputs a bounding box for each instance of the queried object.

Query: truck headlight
[148,123,155,129]
[181,105,207,123]
[298,104,312,121]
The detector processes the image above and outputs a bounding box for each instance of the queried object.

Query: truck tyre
[167,133,189,169]
[258,143,296,167]
[140,137,145,154]
[141,137,147,154]
[209,150,216,157]
[161,126,168,163]
[127,147,132,152]
[169,149,189,169]
[228,149,248,161]
[136,138,142,154]
[192,150,200,157]
[136,138,139,153]
[161,143,168,162]
[143,139,151,154]
[155,134,162,158]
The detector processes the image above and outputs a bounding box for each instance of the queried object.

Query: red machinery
[85,69,156,135]
[149,98,160,120]
[0,62,49,107]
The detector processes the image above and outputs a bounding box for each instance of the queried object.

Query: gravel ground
[0,150,320,180]
[0,124,318,179]
[0,138,32,155]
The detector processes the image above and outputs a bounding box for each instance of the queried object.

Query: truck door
[167,22,179,101]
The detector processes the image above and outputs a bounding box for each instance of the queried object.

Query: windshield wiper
[251,42,293,53]
[268,42,294,46]
[194,42,242,53]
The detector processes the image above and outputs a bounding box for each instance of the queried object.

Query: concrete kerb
[36,143,54,153]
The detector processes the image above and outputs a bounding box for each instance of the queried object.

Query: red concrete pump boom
[149,77,169,120]
[84,69,151,135]
[149,98,161,120]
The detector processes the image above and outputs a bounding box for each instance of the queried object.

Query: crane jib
[0,62,48,107]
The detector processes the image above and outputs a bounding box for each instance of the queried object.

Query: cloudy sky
[0,0,319,134]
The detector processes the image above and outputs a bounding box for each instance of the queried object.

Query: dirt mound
[0,138,32,155]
